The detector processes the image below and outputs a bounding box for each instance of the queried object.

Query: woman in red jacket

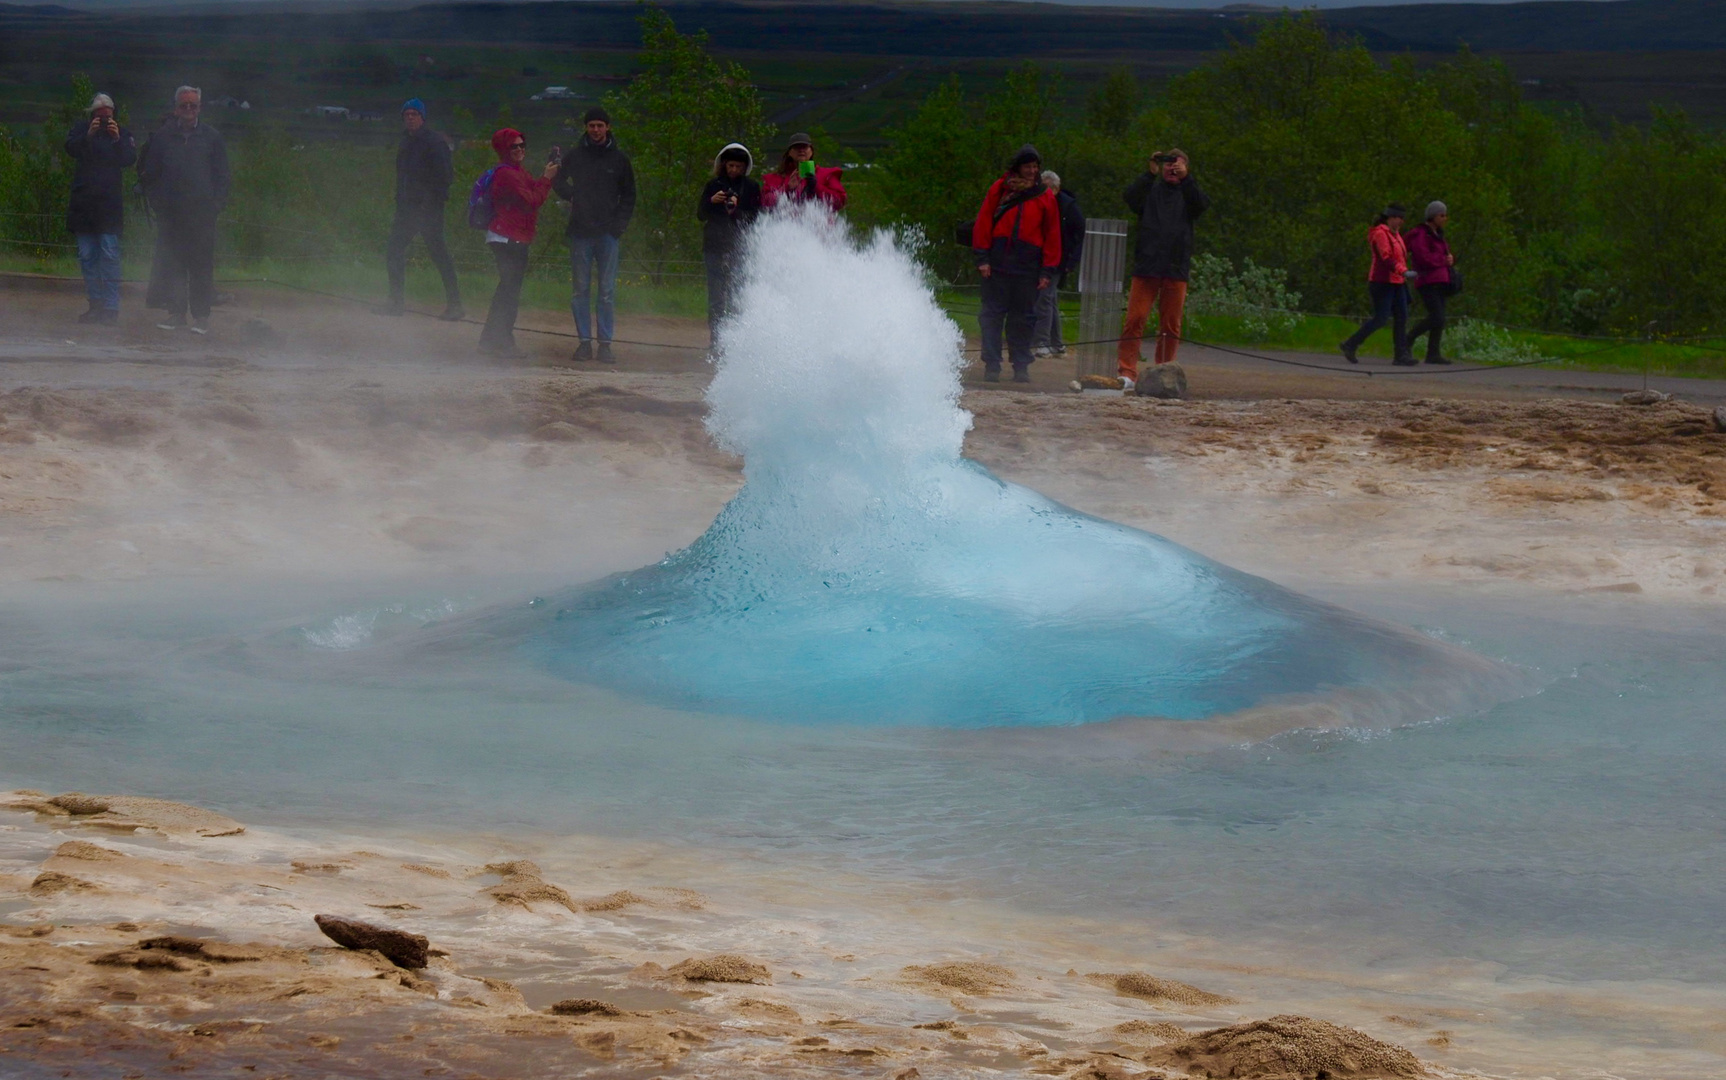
[1339,204,1413,365]
[760,132,846,212]
[479,127,558,358]
[1404,201,1455,364]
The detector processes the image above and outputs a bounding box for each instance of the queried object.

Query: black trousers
[386,202,460,306]
[152,214,217,320]
[481,240,530,349]
[1406,284,1449,361]
[704,249,735,339]
[978,271,1040,370]
[1341,281,1409,359]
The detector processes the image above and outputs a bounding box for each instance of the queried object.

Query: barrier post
[1076,217,1128,378]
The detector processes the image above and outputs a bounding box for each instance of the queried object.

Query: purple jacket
[1406,223,1451,287]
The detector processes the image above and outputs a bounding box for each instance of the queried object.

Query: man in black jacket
[553,107,636,363]
[138,85,230,334]
[379,98,462,320]
[64,92,137,325]
[1033,170,1084,357]
[1115,148,1209,381]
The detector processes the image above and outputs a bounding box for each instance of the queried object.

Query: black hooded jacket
[552,132,636,240]
[697,147,762,255]
[395,125,455,208]
[64,121,138,235]
[1123,171,1210,280]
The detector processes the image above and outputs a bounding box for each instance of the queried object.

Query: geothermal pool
[2,213,1722,1076]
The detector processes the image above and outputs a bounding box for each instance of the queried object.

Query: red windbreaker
[761,165,847,211]
[484,128,552,244]
[1367,222,1408,285]
[972,177,1061,275]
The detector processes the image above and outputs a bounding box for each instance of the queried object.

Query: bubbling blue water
[516,211,1514,727]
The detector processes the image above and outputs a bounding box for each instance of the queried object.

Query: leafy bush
[1185,252,1304,340]
[1443,317,1550,365]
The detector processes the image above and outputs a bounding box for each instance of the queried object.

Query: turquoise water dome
[510,210,1520,728]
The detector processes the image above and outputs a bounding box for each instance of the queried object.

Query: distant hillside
[2,0,1724,55]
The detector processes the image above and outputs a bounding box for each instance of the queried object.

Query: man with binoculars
[1117,149,1210,382]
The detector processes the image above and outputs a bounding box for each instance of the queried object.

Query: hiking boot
[438,303,465,322]
[77,305,102,324]
[982,365,1001,382]
[373,300,406,317]
[1032,347,1053,359]
[479,341,526,360]
[572,340,593,362]
[96,308,119,326]
[157,314,186,331]
[1339,341,1358,364]
[190,317,209,336]
[1012,365,1032,383]
[1426,355,1452,365]
[1392,353,1416,366]
[596,341,616,364]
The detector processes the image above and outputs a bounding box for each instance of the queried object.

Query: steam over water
[513,211,1516,726]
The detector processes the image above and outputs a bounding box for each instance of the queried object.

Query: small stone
[313,914,429,969]
[47,793,111,815]
[1135,362,1188,399]
[666,954,772,984]
[1713,405,1726,433]
[1620,389,1670,405]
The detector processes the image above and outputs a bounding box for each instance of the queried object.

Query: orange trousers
[1116,276,1187,379]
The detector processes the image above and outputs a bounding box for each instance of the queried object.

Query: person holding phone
[477,127,558,359]
[1117,149,1209,383]
[696,143,761,343]
[64,93,137,325]
[761,133,846,212]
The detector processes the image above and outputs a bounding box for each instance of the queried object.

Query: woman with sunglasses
[479,127,558,358]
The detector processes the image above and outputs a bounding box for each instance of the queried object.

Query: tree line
[1,11,1721,339]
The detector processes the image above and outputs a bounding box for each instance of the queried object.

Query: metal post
[1076,218,1129,378]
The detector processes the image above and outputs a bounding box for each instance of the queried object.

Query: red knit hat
[491,128,524,161]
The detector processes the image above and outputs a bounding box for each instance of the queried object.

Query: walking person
[552,107,634,363]
[1116,149,1209,382]
[137,86,229,334]
[1032,170,1084,357]
[64,92,136,326]
[760,133,846,212]
[1339,204,1413,365]
[1404,201,1456,364]
[971,145,1061,383]
[696,143,761,344]
[477,128,557,359]
[378,98,463,321]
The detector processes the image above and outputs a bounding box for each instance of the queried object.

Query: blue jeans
[76,233,121,311]
[1341,281,1409,358]
[568,234,620,342]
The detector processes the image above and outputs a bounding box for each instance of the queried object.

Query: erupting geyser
[508,211,1517,727]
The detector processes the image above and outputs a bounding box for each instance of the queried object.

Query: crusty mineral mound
[1143,1014,1425,1080]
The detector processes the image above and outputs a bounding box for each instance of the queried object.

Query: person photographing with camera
[697,143,761,344]
[64,93,136,326]
[1117,149,1209,383]
[476,128,558,359]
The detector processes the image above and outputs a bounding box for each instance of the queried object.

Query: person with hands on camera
[761,133,846,212]
[137,85,228,335]
[972,144,1061,384]
[477,127,557,360]
[1117,148,1209,382]
[696,143,761,344]
[64,92,136,326]
[379,98,463,322]
[552,107,634,363]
